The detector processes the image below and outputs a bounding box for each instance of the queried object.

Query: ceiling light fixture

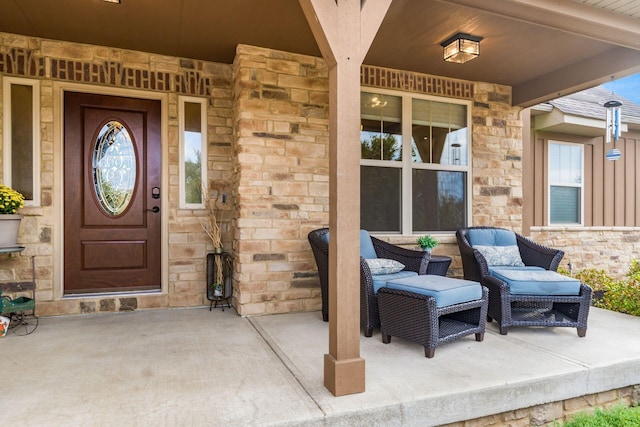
[101,0,121,3]
[441,33,482,64]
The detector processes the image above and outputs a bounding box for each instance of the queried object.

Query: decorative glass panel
[10,84,34,200]
[361,165,402,232]
[412,169,467,232]
[360,93,402,161]
[93,121,136,215]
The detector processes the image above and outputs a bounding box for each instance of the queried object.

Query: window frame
[2,76,41,206]
[178,96,207,209]
[547,140,584,226]
[360,87,472,235]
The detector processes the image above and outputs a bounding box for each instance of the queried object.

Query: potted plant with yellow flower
[0,185,25,248]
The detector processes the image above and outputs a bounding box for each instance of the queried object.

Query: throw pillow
[365,258,405,275]
[473,245,524,267]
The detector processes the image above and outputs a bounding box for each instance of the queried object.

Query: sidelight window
[3,77,40,205]
[179,97,207,208]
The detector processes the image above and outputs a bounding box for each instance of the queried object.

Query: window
[179,96,207,208]
[360,90,471,234]
[3,77,40,205]
[548,141,583,225]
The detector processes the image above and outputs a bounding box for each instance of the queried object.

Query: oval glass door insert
[93,121,137,215]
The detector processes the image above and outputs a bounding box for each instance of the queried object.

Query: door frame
[53,82,169,299]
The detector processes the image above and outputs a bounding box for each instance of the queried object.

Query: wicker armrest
[481,275,509,295]
[516,234,564,270]
[371,236,430,274]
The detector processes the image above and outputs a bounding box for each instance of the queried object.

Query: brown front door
[64,92,161,294]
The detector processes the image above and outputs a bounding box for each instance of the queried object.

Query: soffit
[574,0,640,19]
[1,0,639,107]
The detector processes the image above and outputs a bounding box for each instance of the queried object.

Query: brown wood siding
[614,140,625,226]
[624,138,635,225]
[603,139,615,226]
[522,110,533,234]
[636,139,640,225]
[528,131,640,227]
[584,143,593,226]
[592,137,604,225]
[533,137,545,225]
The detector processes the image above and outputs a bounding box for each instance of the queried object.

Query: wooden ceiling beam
[514,47,640,107]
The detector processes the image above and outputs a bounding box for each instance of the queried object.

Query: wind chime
[604,99,622,161]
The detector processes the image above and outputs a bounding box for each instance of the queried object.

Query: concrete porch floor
[2,306,640,426]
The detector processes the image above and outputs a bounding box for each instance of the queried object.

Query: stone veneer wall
[231,44,522,315]
[231,45,329,316]
[530,227,640,279]
[0,32,234,315]
[0,33,522,316]
[445,385,638,427]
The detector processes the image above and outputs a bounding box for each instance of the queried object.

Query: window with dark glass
[360,91,470,234]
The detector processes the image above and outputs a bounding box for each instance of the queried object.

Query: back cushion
[467,228,517,247]
[360,230,378,259]
[319,229,378,259]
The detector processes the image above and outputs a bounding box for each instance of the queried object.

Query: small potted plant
[211,283,223,297]
[417,234,439,253]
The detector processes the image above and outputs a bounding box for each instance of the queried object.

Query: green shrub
[626,258,640,283]
[558,404,640,426]
[559,261,640,317]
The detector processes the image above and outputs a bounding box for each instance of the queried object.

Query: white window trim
[2,76,41,206]
[548,140,584,226]
[360,87,473,235]
[178,96,207,209]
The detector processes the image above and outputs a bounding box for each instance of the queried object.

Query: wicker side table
[426,255,452,276]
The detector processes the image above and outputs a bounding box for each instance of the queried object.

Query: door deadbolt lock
[151,187,160,199]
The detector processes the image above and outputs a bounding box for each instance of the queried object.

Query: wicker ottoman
[378,275,488,358]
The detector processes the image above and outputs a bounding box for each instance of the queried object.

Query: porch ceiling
[1,0,639,107]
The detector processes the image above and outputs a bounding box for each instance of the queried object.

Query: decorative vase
[0,315,9,338]
[422,247,432,254]
[213,247,223,254]
[0,214,22,248]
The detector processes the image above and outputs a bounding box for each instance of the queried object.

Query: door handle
[147,206,160,213]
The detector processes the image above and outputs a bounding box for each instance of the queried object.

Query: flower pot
[0,315,9,338]
[0,214,22,248]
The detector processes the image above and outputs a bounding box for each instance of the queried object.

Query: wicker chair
[456,226,592,337]
[307,228,429,336]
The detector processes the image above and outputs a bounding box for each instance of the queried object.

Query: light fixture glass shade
[441,33,482,64]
